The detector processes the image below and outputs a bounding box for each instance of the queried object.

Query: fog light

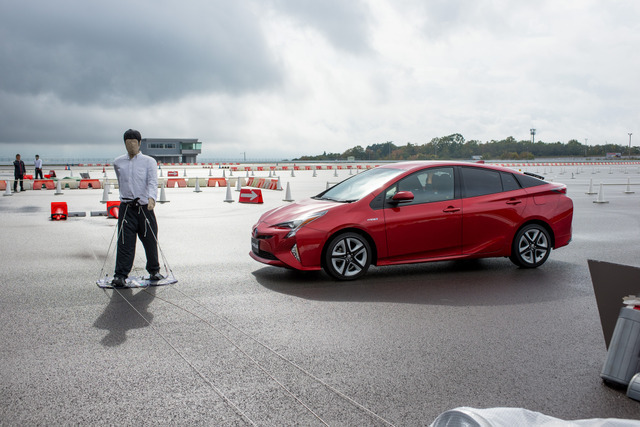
[291,244,300,262]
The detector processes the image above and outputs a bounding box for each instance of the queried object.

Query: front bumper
[249,222,324,271]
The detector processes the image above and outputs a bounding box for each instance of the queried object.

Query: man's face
[125,139,141,157]
[16,155,20,161]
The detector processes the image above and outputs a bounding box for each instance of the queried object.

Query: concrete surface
[1,163,639,425]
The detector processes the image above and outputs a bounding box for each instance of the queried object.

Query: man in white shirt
[111,129,162,287]
[34,155,43,179]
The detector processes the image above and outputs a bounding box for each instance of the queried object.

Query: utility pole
[530,129,536,143]
[585,139,588,157]
[629,133,633,157]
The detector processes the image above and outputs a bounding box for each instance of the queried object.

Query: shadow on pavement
[253,258,589,307]
[93,287,157,347]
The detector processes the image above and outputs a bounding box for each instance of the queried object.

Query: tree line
[294,134,637,161]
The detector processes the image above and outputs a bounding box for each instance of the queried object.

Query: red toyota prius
[250,161,573,280]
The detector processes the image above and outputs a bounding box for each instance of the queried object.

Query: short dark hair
[123,129,142,142]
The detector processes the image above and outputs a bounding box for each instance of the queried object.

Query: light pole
[530,129,536,143]
[629,133,633,157]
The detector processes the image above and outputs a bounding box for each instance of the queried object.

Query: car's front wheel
[324,232,371,280]
[509,224,551,268]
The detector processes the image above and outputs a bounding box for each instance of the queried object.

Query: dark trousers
[13,176,24,192]
[115,202,160,278]
[35,168,43,179]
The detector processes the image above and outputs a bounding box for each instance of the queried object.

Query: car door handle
[443,206,461,213]
[506,199,522,205]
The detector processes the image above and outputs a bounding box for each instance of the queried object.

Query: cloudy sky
[0,0,638,160]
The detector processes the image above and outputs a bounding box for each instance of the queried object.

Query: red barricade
[79,179,101,189]
[207,178,226,187]
[33,179,55,190]
[239,188,263,204]
[166,178,187,188]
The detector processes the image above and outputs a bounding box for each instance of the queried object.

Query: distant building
[140,138,202,163]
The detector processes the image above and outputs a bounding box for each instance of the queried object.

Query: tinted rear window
[461,167,502,197]
[501,172,521,192]
[515,173,546,188]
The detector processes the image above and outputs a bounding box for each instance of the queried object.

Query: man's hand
[147,198,155,210]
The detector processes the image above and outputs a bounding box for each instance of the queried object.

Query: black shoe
[148,272,165,281]
[111,276,126,288]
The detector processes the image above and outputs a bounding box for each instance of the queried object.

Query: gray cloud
[0,0,282,105]
[270,0,372,53]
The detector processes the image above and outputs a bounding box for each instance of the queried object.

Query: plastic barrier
[79,179,101,189]
[239,188,263,204]
[207,178,226,187]
[32,179,55,190]
[0,181,5,191]
[51,202,68,220]
[166,178,187,188]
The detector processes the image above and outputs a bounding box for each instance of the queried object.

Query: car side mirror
[391,191,414,204]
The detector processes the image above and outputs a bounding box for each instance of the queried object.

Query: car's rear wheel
[324,232,371,280]
[509,224,551,268]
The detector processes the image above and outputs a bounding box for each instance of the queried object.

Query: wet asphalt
[1,163,639,425]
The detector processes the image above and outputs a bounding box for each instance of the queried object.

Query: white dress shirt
[35,158,43,169]
[113,153,158,204]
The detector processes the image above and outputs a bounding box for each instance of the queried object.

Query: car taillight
[552,186,567,194]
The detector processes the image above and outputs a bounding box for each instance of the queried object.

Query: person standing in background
[34,155,43,179]
[13,154,25,192]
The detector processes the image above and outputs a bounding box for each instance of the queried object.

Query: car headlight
[275,210,327,238]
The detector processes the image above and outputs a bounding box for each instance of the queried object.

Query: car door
[460,167,529,255]
[382,167,462,262]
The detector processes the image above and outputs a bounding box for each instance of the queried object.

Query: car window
[515,173,547,188]
[500,172,521,192]
[461,167,502,197]
[386,167,455,205]
[316,167,405,202]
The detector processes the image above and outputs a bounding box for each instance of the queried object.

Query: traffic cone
[54,180,63,195]
[194,178,202,193]
[291,168,295,177]
[100,180,110,203]
[313,169,317,177]
[224,181,234,203]
[334,169,338,177]
[283,182,294,202]
[235,178,242,192]
[208,168,212,177]
[158,181,169,204]
[229,169,233,177]
[183,168,187,177]
[3,181,12,196]
[586,178,597,195]
[276,176,282,190]
[222,169,226,178]
[624,177,634,194]
[593,183,609,204]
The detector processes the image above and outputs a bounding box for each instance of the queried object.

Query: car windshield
[314,167,405,202]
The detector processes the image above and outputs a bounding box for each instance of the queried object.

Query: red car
[250,161,573,280]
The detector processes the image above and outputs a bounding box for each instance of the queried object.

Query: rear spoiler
[524,171,545,180]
